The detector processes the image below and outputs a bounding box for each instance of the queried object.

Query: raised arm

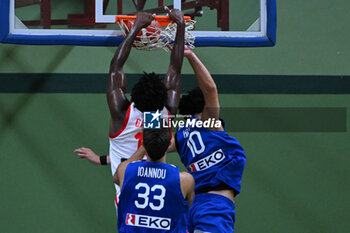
[185,48,223,131]
[132,0,147,11]
[107,12,155,135]
[163,7,185,115]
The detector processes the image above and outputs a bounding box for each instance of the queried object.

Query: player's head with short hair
[131,72,168,112]
[178,87,205,116]
[143,125,171,161]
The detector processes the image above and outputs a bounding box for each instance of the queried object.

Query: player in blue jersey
[114,126,195,233]
[172,47,247,232]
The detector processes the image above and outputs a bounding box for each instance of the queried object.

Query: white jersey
[109,102,170,193]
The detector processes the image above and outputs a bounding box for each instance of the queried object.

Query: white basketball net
[118,19,196,51]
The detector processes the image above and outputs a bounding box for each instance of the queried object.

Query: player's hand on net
[134,12,156,29]
[164,6,184,25]
[74,147,100,165]
[183,45,194,58]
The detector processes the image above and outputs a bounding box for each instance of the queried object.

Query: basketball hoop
[116,15,195,51]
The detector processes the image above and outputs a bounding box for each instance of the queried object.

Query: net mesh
[118,19,196,51]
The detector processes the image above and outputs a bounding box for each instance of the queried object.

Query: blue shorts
[188,193,235,233]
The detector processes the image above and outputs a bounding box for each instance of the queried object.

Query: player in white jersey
[76,10,185,214]
[109,101,170,196]
[107,8,184,199]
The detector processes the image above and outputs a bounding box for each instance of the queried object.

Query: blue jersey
[189,193,236,232]
[176,117,246,194]
[118,161,189,233]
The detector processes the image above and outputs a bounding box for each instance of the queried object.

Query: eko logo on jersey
[188,149,226,171]
[143,110,162,129]
[126,213,171,230]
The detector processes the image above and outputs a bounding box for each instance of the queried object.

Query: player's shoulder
[129,160,144,165]
[180,172,195,184]
[179,172,195,196]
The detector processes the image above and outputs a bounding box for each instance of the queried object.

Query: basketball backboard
[0,0,276,47]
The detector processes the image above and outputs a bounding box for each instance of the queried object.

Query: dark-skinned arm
[107,12,156,135]
[163,7,185,115]
[74,147,111,165]
[132,0,147,11]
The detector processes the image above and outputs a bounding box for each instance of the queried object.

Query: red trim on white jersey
[115,195,119,207]
[109,104,131,138]
[109,103,172,194]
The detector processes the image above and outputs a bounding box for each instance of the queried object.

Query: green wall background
[1,1,349,232]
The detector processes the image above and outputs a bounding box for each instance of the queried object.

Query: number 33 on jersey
[117,161,189,232]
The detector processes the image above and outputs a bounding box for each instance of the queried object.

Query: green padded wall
[1,1,349,232]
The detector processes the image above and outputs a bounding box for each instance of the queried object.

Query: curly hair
[131,72,168,112]
[178,87,205,116]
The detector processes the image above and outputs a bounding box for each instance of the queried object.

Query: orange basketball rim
[116,15,192,27]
